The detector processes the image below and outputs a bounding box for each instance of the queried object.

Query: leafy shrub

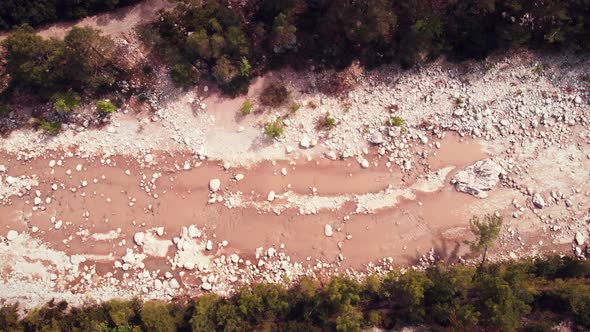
[259,82,289,107]
[264,119,284,138]
[96,100,116,116]
[240,99,253,115]
[171,63,198,87]
[37,119,61,135]
[318,113,336,130]
[53,92,80,113]
[389,116,405,127]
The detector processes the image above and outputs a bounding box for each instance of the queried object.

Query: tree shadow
[400,237,465,266]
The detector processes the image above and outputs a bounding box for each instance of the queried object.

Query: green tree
[474,267,532,332]
[63,26,117,90]
[270,13,297,53]
[186,30,211,60]
[466,214,503,266]
[212,56,238,85]
[394,270,433,322]
[2,25,66,91]
[190,294,220,332]
[335,304,363,332]
[105,300,135,327]
[140,301,175,332]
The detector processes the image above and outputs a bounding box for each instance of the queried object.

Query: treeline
[3,256,590,331]
[153,0,590,94]
[0,0,142,30]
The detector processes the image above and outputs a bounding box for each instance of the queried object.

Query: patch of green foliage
[389,116,405,127]
[96,100,116,116]
[53,92,80,113]
[319,113,336,130]
[7,252,590,331]
[240,99,253,115]
[37,119,61,135]
[264,119,284,138]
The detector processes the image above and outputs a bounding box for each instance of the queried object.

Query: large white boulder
[452,159,503,198]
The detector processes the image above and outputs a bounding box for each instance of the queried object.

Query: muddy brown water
[0,135,492,274]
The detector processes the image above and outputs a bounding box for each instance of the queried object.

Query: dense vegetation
[0,0,142,30]
[3,256,590,331]
[153,0,590,94]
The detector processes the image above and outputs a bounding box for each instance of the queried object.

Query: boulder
[324,224,333,237]
[6,230,18,241]
[134,232,145,246]
[452,159,503,198]
[209,179,221,192]
[532,193,545,209]
[360,159,370,169]
[300,134,311,148]
[575,232,585,246]
[369,132,384,145]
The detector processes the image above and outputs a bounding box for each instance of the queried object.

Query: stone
[360,159,369,169]
[574,95,582,104]
[281,168,288,176]
[34,197,42,205]
[206,240,213,251]
[325,151,338,161]
[420,136,429,144]
[575,232,585,246]
[324,224,333,237]
[153,279,163,290]
[532,193,545,209]
[48,160,56,168]
[231,254,240,263]
[234,174,245,181]
[144,154,154,163]
[6,230,18,241]
[452,159,503,198]
[209,179,221,192]
[201,282,212,291]
[169,278,180,289]
[156,227,164,236]
[300,134,311,148]
[134,232,145,246]
[267,191,276,202]
[369,132,384,144]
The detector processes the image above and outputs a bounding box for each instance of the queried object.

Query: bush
[240,99,253,115]
[53,92,80,113]
[96,100,116,116]
[264,119,284,138]
[37,119,61,135]
[259,82,290,107]
[318,113,336,130]
[171,63,198,87]
[389,116,405,127]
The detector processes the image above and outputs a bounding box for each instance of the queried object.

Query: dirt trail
[0,0,170,41]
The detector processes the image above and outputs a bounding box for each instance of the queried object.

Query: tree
[186,30,211,60]
[270,13,297,53]
[105,300,135,327]
[212,56,238,85]
[140,301,176,332]
[394,270,434,322]
[2,25,66,91]
[335,304,363,332]
[190,294,220,332]
[466,214,503,267]
[63,26,117,90]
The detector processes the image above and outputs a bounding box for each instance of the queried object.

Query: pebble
[281,168,288,176]
[360,159,369,169]
[267,191,276,202]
